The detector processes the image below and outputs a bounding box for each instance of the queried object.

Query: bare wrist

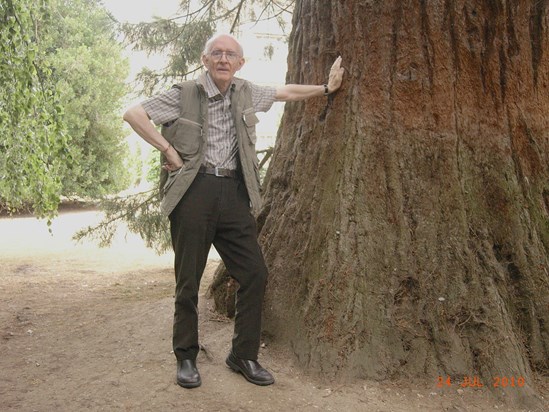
[160,143,171,153]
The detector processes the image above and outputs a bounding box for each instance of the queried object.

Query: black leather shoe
[176,359,201,388]
[226,352,274,386]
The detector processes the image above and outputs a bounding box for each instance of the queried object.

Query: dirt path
[0,210,546,411]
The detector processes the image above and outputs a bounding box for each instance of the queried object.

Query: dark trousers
[168,173,268,361]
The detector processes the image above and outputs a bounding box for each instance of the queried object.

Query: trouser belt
[198,165,240,178]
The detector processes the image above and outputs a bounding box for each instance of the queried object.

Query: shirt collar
[198,72,234,101]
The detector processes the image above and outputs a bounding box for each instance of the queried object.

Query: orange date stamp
[437,376,526,388]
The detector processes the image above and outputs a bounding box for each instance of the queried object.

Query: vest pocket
[170,117,203,156]
[242,108,259,145]
[163,166,184,195]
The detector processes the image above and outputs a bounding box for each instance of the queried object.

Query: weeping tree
[0,0,68,218]
[211,0,549,407]
[0,0,130,217]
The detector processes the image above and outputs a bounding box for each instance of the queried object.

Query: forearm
[275,84,326,102]
[123,105,170,152]
[275,56,344,102]
[123,104,183,171]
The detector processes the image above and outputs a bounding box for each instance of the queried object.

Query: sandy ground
[0,208,547,412]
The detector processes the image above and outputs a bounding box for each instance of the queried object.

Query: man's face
[202,35,245,92]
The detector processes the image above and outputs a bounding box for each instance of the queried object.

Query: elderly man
[124,33,344,388]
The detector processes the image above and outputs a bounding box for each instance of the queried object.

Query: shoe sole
[225,357,275,386]
[177,378,202,389]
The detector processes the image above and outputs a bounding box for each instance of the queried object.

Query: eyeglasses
[209,50,241,62]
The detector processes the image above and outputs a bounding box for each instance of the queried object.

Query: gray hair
[203,33,244,56]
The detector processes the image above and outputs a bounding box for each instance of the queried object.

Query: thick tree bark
[212,0,549,406]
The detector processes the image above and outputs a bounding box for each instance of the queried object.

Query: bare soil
[0,209,546,411]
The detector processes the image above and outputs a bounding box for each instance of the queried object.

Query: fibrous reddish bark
[251,0,548,406]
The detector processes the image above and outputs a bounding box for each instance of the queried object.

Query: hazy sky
[102,0,181,24]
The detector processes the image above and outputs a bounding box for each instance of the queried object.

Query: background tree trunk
[254,0,549,406]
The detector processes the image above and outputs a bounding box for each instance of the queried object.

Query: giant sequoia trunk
[213,0,549,405]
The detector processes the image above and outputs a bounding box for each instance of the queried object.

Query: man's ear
[236,57,245,71]
[201,54,208,66]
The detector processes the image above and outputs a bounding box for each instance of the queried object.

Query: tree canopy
[0,0,130,218]
[0,0,68,218]
[48,0,130,198]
